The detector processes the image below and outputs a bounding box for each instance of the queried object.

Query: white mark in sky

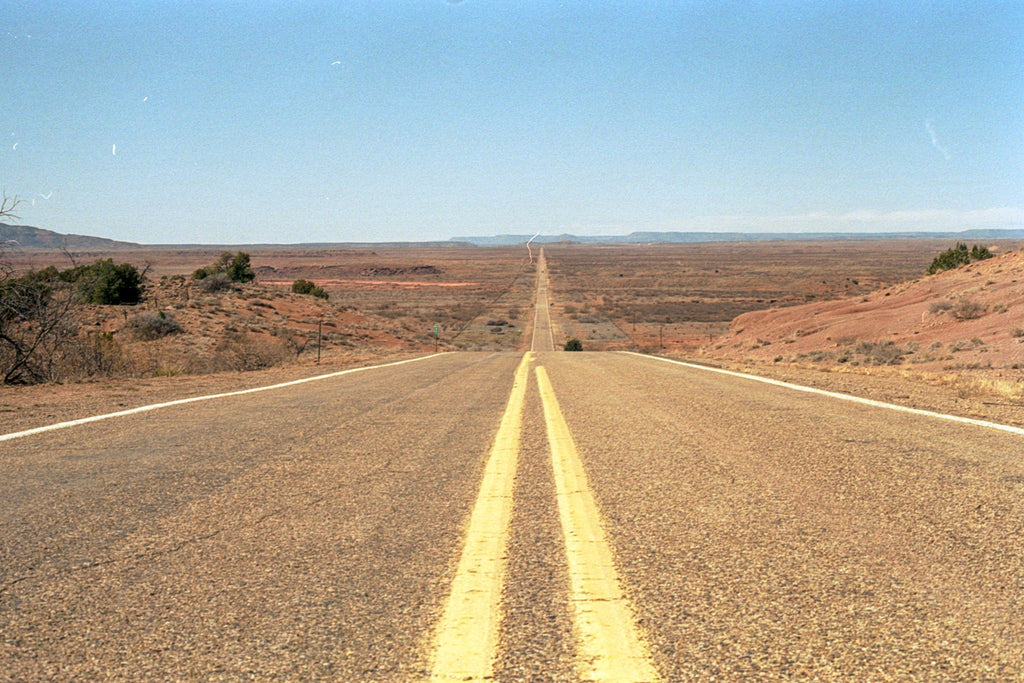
[925,119,951,160]
[526,231,540,264]
[331,60,341,65]
[39,192,52,200]
[112,144,116,156]
[143,96,148,102]
[11,142,17,150]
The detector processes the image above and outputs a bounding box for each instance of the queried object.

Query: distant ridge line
[4,222,1022,249]
[450,229,1024,247]
[0,223,139,250]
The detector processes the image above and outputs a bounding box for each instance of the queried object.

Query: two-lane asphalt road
[530,249,555,353]
[3,262,1023,680]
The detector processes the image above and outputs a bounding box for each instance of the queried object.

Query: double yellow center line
[429,353,659,682]
[429,353,531,680]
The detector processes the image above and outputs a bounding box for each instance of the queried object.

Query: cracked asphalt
[1,353,520,680]
[2,348,1023,680]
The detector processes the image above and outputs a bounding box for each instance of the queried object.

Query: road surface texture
[530,250,555,353]
[2,259,1023,680]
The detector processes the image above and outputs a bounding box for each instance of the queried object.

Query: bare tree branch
[0,192,21,221]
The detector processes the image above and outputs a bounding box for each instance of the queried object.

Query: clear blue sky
[2,1,1022,244]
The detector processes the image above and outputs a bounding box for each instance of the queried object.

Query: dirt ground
[540,240,979,351]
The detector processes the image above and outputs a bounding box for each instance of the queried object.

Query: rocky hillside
[707,247,1024,377]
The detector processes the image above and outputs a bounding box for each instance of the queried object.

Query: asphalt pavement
[3,323,1023,680]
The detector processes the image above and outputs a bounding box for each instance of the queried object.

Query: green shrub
[192,251,255,283]
[564,337,583,351]
[291,279,328,299]
[927,242,994,274]
[227,252,255,282]
[73,259,145,305]
[971,244,993,262]
[49,259,144,305]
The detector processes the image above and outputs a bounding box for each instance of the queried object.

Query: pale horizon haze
[2,1,1023,244]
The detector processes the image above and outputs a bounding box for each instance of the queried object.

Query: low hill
[0,223,138,250]
[706,247,1024,378]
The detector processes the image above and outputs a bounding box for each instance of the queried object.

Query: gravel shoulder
[0,350,430,436]
[674,353,1024,430]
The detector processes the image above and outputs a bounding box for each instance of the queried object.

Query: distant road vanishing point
[2,248,1023,680]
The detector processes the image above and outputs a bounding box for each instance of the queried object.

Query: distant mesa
[0,223,138,250]
[451,229,1024,247]
[5,223,1024,250]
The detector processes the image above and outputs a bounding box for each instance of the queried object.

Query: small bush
[929,300,954,314]
[854,341,907,365]
[193,251,255,283]
[564,338,583,351]
[927,242,994,275]
[62,259,145,305]
[1012,328,1024,339]
[227,252,255,282]
[953,299,986,320]
[971,244,994,262]
[62,331,128,378]
[195,272,233,293]
[210,331,290,371]
[126,311,184,340]
[291,279,328,299]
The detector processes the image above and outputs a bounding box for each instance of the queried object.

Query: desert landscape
[5,4,1022,679]
[3,237,1022,432]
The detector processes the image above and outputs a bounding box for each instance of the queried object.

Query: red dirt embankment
[700,248,1024,419]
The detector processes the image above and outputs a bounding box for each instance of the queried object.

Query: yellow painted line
[535,366,660,682]
[429,352,532,681]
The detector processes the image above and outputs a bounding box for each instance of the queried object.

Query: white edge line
[1,353,448,443]
[624,351,1024,437]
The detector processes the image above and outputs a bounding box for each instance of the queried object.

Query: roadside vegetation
[1,201,335,384]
